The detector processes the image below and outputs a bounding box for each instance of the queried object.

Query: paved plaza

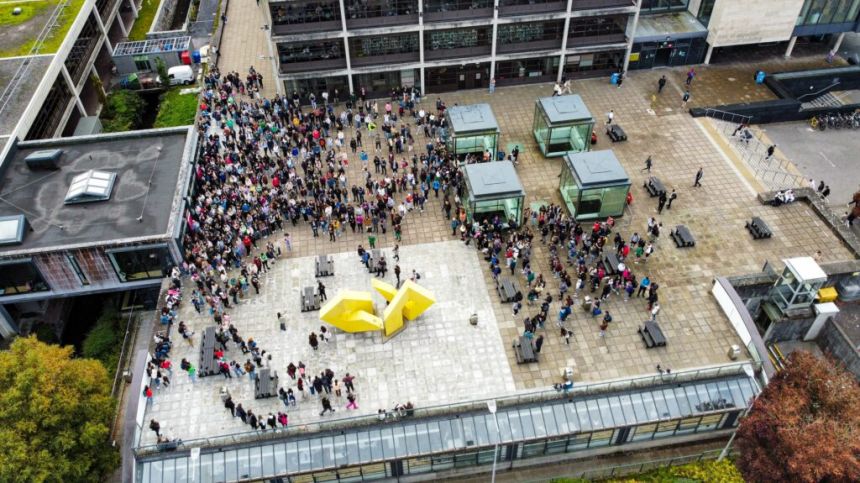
[143,65,855,444]
[142,241,516,445]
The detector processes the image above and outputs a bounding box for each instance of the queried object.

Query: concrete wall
[706,0,804,47]
[151,0,179,33]
[764,317,815,343]
[817,318,860,379]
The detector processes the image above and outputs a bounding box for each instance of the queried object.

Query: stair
[801,91,844,110]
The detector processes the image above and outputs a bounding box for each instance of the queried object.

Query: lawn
[153,87,199,128]
[0,0,86,57]
[127,0,161,41]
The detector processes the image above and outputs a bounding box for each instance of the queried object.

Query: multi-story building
[264,0,860,98]
[265,0,638,98]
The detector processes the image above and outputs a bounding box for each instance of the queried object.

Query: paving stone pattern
[143,66,854,443]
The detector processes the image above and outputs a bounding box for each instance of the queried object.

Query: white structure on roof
[64,169,116,204]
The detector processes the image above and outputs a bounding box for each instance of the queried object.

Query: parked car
[157,65,195,86]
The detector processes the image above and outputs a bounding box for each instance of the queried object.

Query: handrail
[703,108,752,125]
[796,80,841,101]
[133,361,759,456]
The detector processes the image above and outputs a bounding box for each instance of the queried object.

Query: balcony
[350,51,420,67]
[279,58,347,74]
[497,39,562,54]
[499,1,566,16]
[571,0,635,10]
[424,7,493,23]
[424,45,491,61]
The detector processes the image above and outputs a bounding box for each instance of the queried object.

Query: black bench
[643,176,666,197]
[745,217,772,239]
[255,368,279,399]
[199,326,218,377]
[670,225,695,247]
[638,321,667,348]
[607,124,627,142]
[603,253,622,276]
[316,255,334,277]
[301,286,320,312]
[513,336,539,363]
[497,277,522,303]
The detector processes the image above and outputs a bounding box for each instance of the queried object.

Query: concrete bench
[199,326,218,377]
[638,321,667,348]
[497,277,521,303]
[746,217,773,239]
[513,336,538,363]
[671,225,695,248]
[607,124,627,142]
[603,253,622,276]
[644,176,666,198]
[301,286,320,312]
[255,368,279,399]
[316,255,334,277]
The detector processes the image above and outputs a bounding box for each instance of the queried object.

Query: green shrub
[154,87,198,128]
[603,459,743,483]
[82,308,122,372]
[100,90,146,132]
[33,323,58,344]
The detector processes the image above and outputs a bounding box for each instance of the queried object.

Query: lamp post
[487,400,500,483]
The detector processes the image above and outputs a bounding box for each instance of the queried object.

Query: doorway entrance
[654,47,672,66]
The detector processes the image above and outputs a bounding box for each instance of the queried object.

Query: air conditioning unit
[24,149,62,170]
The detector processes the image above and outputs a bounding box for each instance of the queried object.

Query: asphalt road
[760,121,860,206]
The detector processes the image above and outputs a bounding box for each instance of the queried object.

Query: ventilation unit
[0,214,28,246]
[24,149,63,170]
[64,170,117,204]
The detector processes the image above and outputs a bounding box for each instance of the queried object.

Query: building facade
[265,0,638,99]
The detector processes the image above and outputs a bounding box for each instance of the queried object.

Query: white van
[158,65,195,86]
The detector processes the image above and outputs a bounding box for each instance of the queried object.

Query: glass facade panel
[427,422,443,451]
[346,0,417,18]
[425,0,492,12]
[107,245,173,282]
[521,409,537,438]
[404,425,420,455]
[589,429,614,448]
[236,448,250,479]
[211,452,225,482]
[654,420,677,438]
[574,401,591,431]
[0,260,50,296]
[200,453,213,482]
[249,446,263,478]
[356,432,372,462]
[277,41,344,66]
[568,15,627,43]
[599,398,617,427]
[350,33,419,58]
[431,454,454,471]
[496,57,559,84]
[564,51,624,78]
[697,0,716,26]
[497,412,513,441]
[437,421,454,450]
[539,406,556,436]
[552,405,570,433]
[697,413,724,432]
[270,0,340,26]
[632,423,658,441]
[406,457,432,474]
[262,445,275,477]
[297,440,313,472]
[522,440,546,458]
[507,411,524,440]
[620,395,637,425]
[427,27,492,50]
[569,432,590,450]
[476,416,492,445]
[545,437,568,454]
[361,462,387,479]
[676,416,701,435]
[224,450,238,482]
[641,0,688,13]
[498,21,564,44]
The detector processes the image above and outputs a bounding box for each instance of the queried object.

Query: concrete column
[703,43,714,64]
[93,7,113,53]
[128,0,139,18]
[489,0,500,82]
[117,8,129,36]
[61,65,87,115]
[784,36,797,57]
[0,305,18,339]
[418,0,425,93]
[338,0,353,94]
[557,0,574,83]
[832,32,846,54]
[621,0,643,76]
[805,303,839,341]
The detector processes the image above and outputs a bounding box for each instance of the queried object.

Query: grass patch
[0,0,86,57]
[551,459,744,483]
[82,306,123,373]
[154,86,198,127]
[127,0,161,41]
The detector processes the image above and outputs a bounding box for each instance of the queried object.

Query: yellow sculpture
[319,279,436,336]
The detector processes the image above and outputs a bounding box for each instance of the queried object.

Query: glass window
[270,0,341,25]
[0,259,50,296]
[337,466,363,482]
[522,440,547,458]
[406,457,432,474]
[475,415,491,445]
[403,425,420,455]
[477,447,497,464]
[496,412,513,441]
[425,0,492,13]
[107,245,172,282]
[249,446,263,478]
[589,429,614,448]
[224,449,238,482]
[641,0,688,13]
[361,462,387,479]
[552,405,570,434]
[351,33,419,58]
[600,398,618,427]
[500,0,562,5]
[454,452,477,468]
[569,432,590,450]
[676,416,701,435]
[574,401,591,431]
[545,437,568,455]
[261,445,275,477]
[697,413,724,432]
[586,399,603,428]
[654,420,678,438]
[632,423,657,441]
[27,76,73,140]
[431,454,454,471]
[437,420,454,451]
[200,453,213,482]
[697,0,716,26]
[277,41,343,65]
[346,0,417,18]
[497,57,559,80]
[498,21,564,44]
[508,411,524,440]
[212,452,225,482]
[427,27,491,50]
[356,432,372,462]
[427,422,443,451]
[568,15,626,41]
[297,440,313,471]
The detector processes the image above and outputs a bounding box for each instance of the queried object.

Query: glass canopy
[464,161,525,225]
[444,104,500,162]
[533,95,595,157]
[560,150,630,220]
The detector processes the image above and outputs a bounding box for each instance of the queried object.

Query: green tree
[100,89,145,132]
[154,57,169,87]
[735,351,860,482]
[0,336,119,482]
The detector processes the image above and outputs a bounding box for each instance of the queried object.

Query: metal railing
[796,81,841,102]
[133,361,758,456]
[711,118,805,191]
[703,108,751,126]
[541,448,733,481]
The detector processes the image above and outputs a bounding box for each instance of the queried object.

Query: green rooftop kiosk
[445,104,500,162]
[560,150,631,220]
[533,95,595,157]
[464,161,525,225]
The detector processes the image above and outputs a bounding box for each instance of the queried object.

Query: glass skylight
[64,170,116,204]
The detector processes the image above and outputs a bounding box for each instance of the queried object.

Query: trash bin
[191,50,202,64]
[610,72,620,85]
[727,344,741,360]
[497,151,505,161]
[755,71,766,84]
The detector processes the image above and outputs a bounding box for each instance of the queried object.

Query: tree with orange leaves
[735,350,860,482]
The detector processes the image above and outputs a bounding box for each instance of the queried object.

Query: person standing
[342,373,356,393]
[225,396,236,417]
[346,394,359,410]
[394,264,401,287]
[766,144,776,159]
[534,335,544,353]
[667,189,677,209]
[309,332,319,351]
[599,320,609,338]
[489,77,496,94]
[606,109,615,125]
[658,75,666,93]
[149,419,161,438]
[657,191,667,214]
[694,168,703,187]
[318,281,327,301]
[681,89,691,110]
[686,68,695,86]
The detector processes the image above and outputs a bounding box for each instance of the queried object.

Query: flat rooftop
[0,55,52,136]
[0,129,192,255]
[0,0,86,58]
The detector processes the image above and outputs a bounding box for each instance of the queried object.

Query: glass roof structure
[0,214,27,246]
[136,374,758,482]
[113,37,192,57]
[64,170,116,204]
